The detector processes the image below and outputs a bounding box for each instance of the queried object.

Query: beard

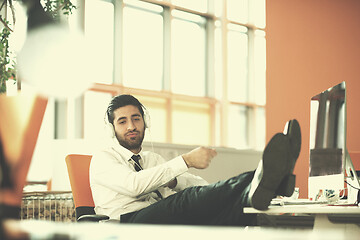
[116,130,145,151]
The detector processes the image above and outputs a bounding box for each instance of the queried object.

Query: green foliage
[0,0,76,94]
[0,24,16,94]
[43,0,77,21]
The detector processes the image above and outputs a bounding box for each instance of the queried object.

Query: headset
[104,105,151,139]
[104,95,155,158]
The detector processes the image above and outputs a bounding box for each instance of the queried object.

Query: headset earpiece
[143,107,151,129]
[104,113,115,138]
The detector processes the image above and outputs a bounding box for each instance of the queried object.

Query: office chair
[65,154,109,222]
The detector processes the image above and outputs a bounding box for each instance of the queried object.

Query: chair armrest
[77,214,109,222]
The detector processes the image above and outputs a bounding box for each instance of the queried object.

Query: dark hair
[106,94,145,125]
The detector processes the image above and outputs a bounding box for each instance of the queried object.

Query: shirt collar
[111,137,143,161]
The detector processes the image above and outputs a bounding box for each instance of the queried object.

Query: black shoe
[249,119,301,210]
[249,133,290,210]
[276,119,301,197]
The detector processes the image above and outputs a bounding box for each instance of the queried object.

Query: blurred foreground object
[17,0,97,99]
[0,93,47,216]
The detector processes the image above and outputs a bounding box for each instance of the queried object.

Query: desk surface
[6,219,360,240]
[244,203,360,214]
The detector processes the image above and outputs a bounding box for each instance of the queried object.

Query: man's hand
[182,147,217,169]
[165,178,177,189]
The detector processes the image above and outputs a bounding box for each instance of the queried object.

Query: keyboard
[271,198,328,206]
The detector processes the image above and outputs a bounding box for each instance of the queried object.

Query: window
[172,100,211,145]
[85,0,114,84]
[79,0,266,150]
[6,0,265,184]
[227,24,248,103]
[122,3,164,90]
[227,0,248,24]
[171,11,206,96]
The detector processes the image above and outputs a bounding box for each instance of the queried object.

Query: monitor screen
[308,82,346,199]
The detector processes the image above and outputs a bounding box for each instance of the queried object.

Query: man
[90,94,301,225]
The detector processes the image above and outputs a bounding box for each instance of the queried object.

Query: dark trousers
[120,171,257,226]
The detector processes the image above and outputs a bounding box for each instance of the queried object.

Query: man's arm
[90,151,188,198]
[91,147,217,197]
[165,147,217,190]
[182,146,217,169]
[166,178,177,189]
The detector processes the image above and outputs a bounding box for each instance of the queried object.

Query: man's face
[112,105,145,153]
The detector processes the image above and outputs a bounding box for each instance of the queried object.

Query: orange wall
[266,0,360,198]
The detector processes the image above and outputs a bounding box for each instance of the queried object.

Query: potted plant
[0,23,16,94]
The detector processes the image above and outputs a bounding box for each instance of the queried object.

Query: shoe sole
[286,119,301,161]
[251,133,289,210]
[276,119,301,197]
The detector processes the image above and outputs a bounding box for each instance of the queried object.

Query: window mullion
[113,0,124,85]
[54,99,67,139]
[163,6,172,143]
[247,28,256,149]
[247,29,255,104]
[220,0,229,147]
[166,98,173,143]
[163,6,172,92]
[247,106,256,149]
[205,12,215,145]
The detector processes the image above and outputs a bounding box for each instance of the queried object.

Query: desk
[244,203,360,230]
[3,219,360,240]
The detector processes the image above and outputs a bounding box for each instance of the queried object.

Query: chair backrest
[65,154,96,218]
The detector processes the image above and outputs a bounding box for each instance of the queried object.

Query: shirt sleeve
[174,156,209,191]
[90,151,189,198]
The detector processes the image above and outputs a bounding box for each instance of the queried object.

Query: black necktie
[131,154,163,199]
[131,155,142,172]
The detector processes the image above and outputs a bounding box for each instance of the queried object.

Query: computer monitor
[308,81,360,203]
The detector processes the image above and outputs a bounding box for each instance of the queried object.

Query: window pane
[8,1,27,52]
[251,0,266,28]
[84,91,112,140]
[227,28,248,102]
[214,0,223,17]
[171,0,208,13]
[134,95,168,143]
[171,12,206,96]
[172,101,211,146]
[227,0,248,24]
[123,7,164,91]
[228,104,248,149]
[255,107,266,150]
[85,1,114,84]
[254,30,266,105]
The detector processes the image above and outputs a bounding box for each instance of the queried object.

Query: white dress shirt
[89,138,208,220]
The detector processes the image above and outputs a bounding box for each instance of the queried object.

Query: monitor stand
[345,150,360,204]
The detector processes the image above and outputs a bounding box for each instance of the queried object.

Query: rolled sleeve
[172,156,209,191]
[166,155,188,176]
